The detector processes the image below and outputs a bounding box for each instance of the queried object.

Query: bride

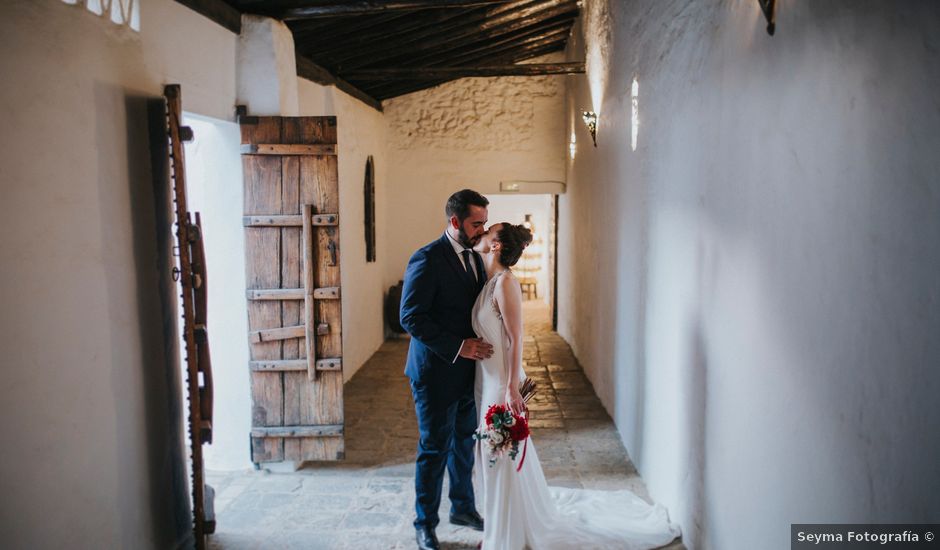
[471,222,681,550]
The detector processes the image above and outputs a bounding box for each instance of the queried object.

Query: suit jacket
[400,233,487,402]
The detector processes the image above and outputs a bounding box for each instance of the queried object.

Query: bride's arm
[494,274,525,414]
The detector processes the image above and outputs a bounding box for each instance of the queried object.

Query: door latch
[327,239,337,266]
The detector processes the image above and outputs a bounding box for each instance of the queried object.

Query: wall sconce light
[581,111,598,147]
[758,0,776,36]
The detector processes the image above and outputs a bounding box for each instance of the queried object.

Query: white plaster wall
[0,0,237,546]
[238,15,299,116]
[559,2,940,548]
[182,114,251,471]
[484,194,553,304]
[298,78,389,382]
[384,56,566,286]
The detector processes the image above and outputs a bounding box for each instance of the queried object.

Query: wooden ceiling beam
[444,26,571,65]
[328,0,538,69]
[324,9,571,72]
[346,29,572,92]
[295,7,477,62]
[344,62,582,80]
[358,24,571,95]
[289,12,410,45]
[278,0,515,20]
[365,41,567,99]
[174,0,242,33]
[338,0,577,71]
[400,14,574,68]
[296,56,384,112]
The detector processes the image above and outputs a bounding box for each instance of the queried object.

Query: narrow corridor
[208,303,684,549]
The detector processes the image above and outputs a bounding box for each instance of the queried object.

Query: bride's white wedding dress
[472,271,681,550]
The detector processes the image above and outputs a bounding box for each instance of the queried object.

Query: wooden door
[240,115,344,464]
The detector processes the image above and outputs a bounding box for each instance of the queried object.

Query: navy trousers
[410,379,478,529]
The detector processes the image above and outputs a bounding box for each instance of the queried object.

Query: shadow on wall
[685,315,708,549]
[92,82,191,546]
[144,95,195,546]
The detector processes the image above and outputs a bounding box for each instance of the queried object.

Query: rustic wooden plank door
[240,115,344,464]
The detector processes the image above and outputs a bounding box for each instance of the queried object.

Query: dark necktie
[461,249,476,282]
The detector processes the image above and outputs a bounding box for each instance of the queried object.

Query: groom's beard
[457,226,480,249]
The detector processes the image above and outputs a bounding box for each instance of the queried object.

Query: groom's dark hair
[445,189,489,222]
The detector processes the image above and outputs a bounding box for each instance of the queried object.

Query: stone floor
[207,302,684,549]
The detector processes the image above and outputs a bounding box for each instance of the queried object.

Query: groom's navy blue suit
[401,233,486,529]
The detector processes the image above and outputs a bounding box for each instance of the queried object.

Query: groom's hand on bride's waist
[456,338,493,362]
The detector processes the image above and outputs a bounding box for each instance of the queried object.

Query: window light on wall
[631,77,639,152]
[61,0,140,31]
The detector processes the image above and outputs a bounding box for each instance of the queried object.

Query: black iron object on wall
[385,281,405,334]
[364,155,376,263]
[758,0,776,35]
[582,111,597,147]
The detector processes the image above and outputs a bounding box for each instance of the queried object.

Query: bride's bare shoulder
[494,271,521,293]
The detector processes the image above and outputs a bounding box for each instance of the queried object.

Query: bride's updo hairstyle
[496,223,533,268]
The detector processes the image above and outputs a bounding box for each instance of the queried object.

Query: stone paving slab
[208,302,684,550]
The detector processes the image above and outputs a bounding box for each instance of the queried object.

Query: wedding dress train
[472,272,681,550]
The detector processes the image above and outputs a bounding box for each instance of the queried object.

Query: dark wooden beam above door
[296,56,384,112]
[175,0,242,33]
[343,62,583,80]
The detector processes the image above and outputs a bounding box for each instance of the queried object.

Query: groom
[400,189,494,550]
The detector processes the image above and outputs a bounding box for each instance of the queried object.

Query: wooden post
[303,204,317,381]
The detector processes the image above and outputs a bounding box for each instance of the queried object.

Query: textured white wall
[0,0,238,547]
[383,57,566,286]
[560,2,940,548]
[237,15,299,116]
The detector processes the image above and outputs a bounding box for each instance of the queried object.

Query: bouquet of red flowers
[474,404,530,468]
[473,379,538,470]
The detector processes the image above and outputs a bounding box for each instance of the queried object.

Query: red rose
[508,415,530,441]
[485,404,507,426]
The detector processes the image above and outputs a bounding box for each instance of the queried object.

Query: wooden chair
[519,277,538,300]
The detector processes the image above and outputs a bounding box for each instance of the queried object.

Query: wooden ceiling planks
[346,62,584,80]
[399,15,575,69]
[323,1,529,71]
[214,0,580,105]
[295,8,481,66]
[364,37,570,100]
[278,0,517,20]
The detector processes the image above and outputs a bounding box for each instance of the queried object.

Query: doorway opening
[484,193,559,333]
[178,112,252,471]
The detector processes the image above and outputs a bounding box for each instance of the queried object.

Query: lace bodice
[480,269,510,322]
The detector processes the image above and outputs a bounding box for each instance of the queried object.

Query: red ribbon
[516,410,529,472]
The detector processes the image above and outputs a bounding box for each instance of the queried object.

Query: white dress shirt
[445,231,479,282]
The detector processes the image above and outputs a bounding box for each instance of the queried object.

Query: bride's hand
[505,386,525,416]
